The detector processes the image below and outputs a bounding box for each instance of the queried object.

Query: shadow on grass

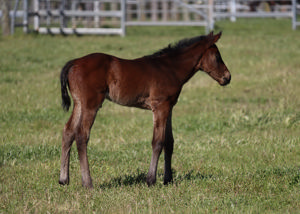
[98,169,213,189]
[98,169,147,189]
[173,169,213,183]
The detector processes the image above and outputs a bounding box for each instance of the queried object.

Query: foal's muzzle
[220,72,231,86]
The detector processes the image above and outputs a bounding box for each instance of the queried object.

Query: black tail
[60,60,74,111]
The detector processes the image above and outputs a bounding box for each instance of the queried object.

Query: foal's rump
[60,53,113,110]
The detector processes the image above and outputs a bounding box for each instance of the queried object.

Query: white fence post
[121,0,126,36]
[23,0,28,33]
[11,0,20,34]
[33,0,39,31]
[60,0,66,29]
[208,0,214,32]
[94,1,99,28]
[230,0,236,22]
[292,0,298,30]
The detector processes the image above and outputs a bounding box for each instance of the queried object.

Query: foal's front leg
[163,111,174,185]
[147,103,171,186]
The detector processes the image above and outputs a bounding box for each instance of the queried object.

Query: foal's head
[196,32,231,86]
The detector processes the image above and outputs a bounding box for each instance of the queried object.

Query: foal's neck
[170,43,205,86]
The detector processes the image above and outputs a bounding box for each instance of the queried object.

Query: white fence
[32,0,214,35]
[214,0,300,29]
[2,0,300,36]
[125,0,214,31]
[33,0,126,35]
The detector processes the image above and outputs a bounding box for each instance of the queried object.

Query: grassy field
[0,19,300,213]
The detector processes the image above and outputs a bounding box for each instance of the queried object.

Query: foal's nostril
[223,77,229,83]
[222,74,231,85]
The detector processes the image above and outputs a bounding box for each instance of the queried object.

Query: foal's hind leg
[75,93,105,188]
[59,103,81,185]
[75,110,97,188]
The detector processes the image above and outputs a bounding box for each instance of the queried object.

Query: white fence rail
[1,0,300,36]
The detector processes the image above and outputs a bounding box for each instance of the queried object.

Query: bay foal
[59,32,231,188]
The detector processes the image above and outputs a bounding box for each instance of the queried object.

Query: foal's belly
[105,86,151,110]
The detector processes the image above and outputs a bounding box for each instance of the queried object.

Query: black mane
[145,35,207,58]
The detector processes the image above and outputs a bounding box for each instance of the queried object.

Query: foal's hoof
[146,176,156,187]
[163,174,173,185]
[82,179,94,189]
[59,179,69,186]
[82,183,94,189]
[163,179,173,186]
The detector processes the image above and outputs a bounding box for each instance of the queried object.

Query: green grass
[1,18,300,213]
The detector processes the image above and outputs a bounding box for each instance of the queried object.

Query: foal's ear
[208,31,214,37]
[213,31,222,43]
[207,31,222,46]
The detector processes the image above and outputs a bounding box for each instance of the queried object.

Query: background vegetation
[0,19,299,213]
